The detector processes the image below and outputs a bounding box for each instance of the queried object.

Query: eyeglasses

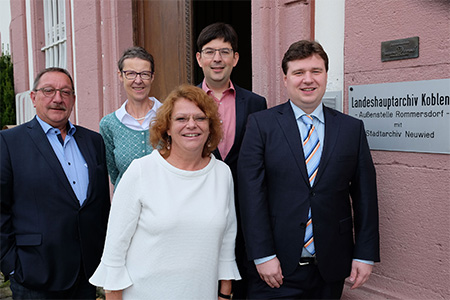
[122,70,154,80]
[173,115,209,124]
[35,87,74,98]
[200,48,233,59]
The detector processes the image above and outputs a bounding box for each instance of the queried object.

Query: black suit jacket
[208,84,267,181]
[238,102,380,282]
[0,117,110,291]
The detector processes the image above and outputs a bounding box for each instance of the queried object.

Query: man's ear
[196,52,203,68]
[30,91,37,107]
[232,52,239,68]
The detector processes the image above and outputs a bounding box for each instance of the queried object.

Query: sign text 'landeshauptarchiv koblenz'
[348,79,450,154]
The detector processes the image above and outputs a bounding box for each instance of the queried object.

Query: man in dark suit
[238,40,380,299]
[0,67,110,299]
[196,22,267,299]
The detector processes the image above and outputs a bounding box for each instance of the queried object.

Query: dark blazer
[0,117,110,291]
[238,102,380,283]
[209,83,267,180]
[199,82,266,211]
[198,81,266,278]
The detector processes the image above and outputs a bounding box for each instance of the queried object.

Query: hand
[255,257,284,288]
[348,260,373,289]
[105,290,123,300]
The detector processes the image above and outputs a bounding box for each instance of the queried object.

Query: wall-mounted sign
[381,37,419,62]
[348,79,450,154]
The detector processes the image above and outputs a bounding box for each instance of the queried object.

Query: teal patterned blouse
[99,113,154,187]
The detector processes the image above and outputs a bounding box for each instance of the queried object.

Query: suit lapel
[73,128,96,205]
[197,81,240,162]
[216,83,245,163]
[212,148,223,161]
[27,118,78,202]
[228,85,245,162]
[314,106,339,186]
[275,102,310,186]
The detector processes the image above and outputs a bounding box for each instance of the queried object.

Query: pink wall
[29,0,46,74]
[344,0,450,299]
[72,0,133,131]
[10,0,29,93]
[10,0,47,93]
[252,0,312,108]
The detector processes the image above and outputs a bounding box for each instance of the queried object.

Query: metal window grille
[15,91,36,124]
[41,0,67,68]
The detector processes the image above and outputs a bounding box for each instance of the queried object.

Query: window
[42,0,67,68]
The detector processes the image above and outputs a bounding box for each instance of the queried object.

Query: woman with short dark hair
[100,46,162,187]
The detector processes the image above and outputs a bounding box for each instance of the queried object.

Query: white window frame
[41,0,67,68]
[315,0,345,112]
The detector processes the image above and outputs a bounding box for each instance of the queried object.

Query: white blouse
[89,151,240,299]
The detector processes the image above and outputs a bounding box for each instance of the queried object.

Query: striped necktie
[300,114,322,256]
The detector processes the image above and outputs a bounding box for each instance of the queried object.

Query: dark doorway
[192,0,252,90]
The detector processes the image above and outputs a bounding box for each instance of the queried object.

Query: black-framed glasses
[122,70,154,80]
[200,48,233,59]
[35,87,74,98]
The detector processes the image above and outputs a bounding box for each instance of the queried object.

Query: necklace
[127,98,153,122]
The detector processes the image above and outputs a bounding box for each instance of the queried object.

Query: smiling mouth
[301,88,316,91]
[183,133,200,137]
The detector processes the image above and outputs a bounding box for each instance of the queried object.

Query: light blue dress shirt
[36,116,89,205]
[290,100,325,150]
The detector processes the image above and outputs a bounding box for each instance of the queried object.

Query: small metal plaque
[381,37,419,62]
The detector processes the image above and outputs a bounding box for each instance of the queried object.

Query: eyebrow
[39,85,73,89]
[173,113,206,117]
[291,67,324,73]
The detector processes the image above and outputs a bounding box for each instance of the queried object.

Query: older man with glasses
[0,67,110,299]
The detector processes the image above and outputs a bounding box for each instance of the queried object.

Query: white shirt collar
[115,97,162,130]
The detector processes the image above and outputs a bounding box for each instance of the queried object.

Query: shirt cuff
[353,259,374,265]
[254,255,276,265]
[255,256,373,265]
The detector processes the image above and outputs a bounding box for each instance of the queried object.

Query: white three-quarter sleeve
[89,159,143,290]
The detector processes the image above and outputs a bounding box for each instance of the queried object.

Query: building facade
[8,0,450,298]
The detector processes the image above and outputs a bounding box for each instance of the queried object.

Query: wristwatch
[218,291,233,299]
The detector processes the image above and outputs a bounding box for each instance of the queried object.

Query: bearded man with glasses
[0,67,110,299]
